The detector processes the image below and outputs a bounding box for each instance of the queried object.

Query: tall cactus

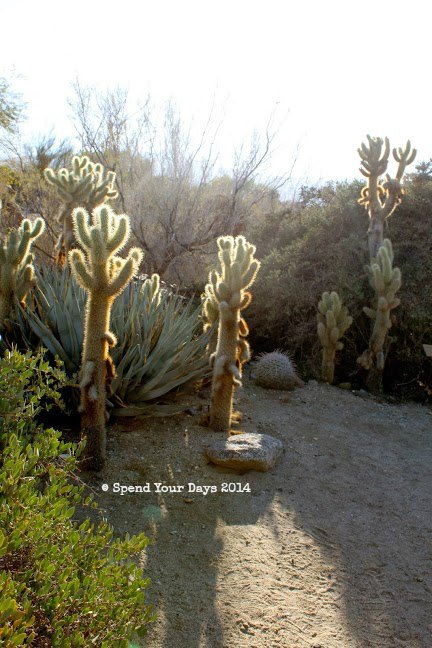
[45,156,117,265]
[357,239,401,373]
[317,291,352,384]
[206,235,260,431]
[358,135,416,260]
[0,218,45,331]
[69,204,143,470]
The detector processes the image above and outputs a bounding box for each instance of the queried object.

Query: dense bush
[247,177,432,400]
[0,348,153,646]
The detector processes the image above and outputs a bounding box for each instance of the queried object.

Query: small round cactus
[254,351,304,390]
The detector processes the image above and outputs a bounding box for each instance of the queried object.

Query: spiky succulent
[13,266,210,414]
[44,155,118,264]
[0,218,45,331]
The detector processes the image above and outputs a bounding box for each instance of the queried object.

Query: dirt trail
[85,379,432,648]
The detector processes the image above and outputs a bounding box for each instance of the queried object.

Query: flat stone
[206,433,283,472]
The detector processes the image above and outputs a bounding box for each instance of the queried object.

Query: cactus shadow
[141,461,276,648]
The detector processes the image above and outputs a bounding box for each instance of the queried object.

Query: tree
[68,81,295,280]
[0,75,24,133]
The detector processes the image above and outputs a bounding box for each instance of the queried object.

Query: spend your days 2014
[110,482,251,495]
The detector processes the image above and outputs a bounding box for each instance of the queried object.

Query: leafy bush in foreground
[0,349,153,646]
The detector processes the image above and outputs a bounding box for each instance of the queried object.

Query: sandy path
[85,380,432,648]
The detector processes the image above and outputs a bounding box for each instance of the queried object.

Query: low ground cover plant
[0,347,153,646]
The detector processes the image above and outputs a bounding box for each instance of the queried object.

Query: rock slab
[206,433,283,472]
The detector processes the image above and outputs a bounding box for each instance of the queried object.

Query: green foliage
[205,235,260,430]
[0,348,153,646]
[13,265,211,414]
[0,218,45,331]
[317,291,353,383]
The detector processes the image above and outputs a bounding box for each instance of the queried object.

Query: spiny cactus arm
[15,264,35,302]
[358,135,390,179]
[105,214,129,254]
[358,136,390,216]
[69,249,93,291]
[72,208,93,250]
[393,140,417,181]
[107,248,143,296]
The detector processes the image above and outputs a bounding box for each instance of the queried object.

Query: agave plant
[13,265,211,414]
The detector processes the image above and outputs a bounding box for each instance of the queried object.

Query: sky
[0,0,429,190]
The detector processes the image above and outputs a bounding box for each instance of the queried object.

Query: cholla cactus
[317,291,353,383]
[358,136,416,260]
[357,239,401,372]
[44,156,117,264]
[0,218,45,330]
[206,235,260,431]
[69,204,143,470]
[202,283,219,356]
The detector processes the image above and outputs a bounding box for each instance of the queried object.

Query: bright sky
[0,0,429,188]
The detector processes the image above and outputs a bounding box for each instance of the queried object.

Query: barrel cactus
[254,351,304,390]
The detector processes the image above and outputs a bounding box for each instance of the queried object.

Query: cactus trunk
[210,311,239,430]
[79,295,112,470]
[0,293,13,331]
[368,218,384,261]
[321,347,336,384]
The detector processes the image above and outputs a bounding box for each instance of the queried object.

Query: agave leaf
[14,266,210,411]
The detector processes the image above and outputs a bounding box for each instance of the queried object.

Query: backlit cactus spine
[0,217,45,331]
[317,291,352,384]
[44,155,117,264]
[357,239,401,372]
[202,283,220,356]
[206,235,260,431]
[358,135,416,261]
[69,204,143,470]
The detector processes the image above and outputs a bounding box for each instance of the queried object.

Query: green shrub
[0,348,153,646]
